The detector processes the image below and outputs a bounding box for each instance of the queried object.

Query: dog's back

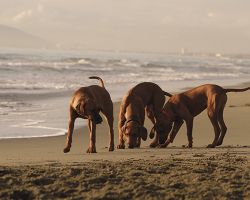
[167,84,225,117]
[124,82,164,106]
[71,77,112,112]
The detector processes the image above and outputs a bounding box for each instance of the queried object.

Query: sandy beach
[0,83,250,199]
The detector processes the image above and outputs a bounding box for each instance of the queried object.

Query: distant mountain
[0,25,53,49]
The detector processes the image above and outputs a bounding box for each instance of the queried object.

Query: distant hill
[0,25,53,49]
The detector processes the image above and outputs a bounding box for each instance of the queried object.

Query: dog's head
[76,98,102,124]
[150,120,173,144]
[121,119,147,148]
[149,106,175,143]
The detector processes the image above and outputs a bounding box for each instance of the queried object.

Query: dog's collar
[77,111,88,119]
[126,118,141,125]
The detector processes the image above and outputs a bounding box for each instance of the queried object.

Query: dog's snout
[92,112,103,124]
[95,117,102,124]
[95,115,103,124]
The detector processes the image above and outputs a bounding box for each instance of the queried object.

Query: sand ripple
[0,153,249,200]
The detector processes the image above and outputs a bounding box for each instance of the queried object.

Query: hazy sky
[0,0,250,53]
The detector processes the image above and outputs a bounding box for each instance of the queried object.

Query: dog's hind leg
[207,95,221,148]
[146,105,156,124]
[152,94,165,119]
[217,95,228,146]
[102,106,115,151]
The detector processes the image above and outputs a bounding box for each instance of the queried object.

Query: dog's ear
[121,125,126,133]
[140,126,148,141]
[76,103,81,113]
[149,126,155,139]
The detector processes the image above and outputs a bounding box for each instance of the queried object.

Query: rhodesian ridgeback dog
[63,76,114,153]
[150,84,250,148]
[117,82,171,149]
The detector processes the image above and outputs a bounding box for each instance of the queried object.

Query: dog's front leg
[136,137,141,148]
[108,127,115,151]
[159,119,184,148]
[117,116,125,149]
[149,133,159,148]
[117,129,125,149]
[149,116,160,148]
[63,107,77,153]
[86,121,97,153]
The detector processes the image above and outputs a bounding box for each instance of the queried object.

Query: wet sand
[0,83,250,199]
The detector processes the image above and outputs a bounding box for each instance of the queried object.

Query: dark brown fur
[117,82,171,149]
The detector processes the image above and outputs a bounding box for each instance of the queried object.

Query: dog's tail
[163,91,172,97]
[89,76,105,88]
[224,87,250,93]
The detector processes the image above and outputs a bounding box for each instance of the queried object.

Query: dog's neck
[161,104,176,122]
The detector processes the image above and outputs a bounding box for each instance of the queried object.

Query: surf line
[11,119,67,135]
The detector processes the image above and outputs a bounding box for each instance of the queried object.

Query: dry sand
[0,83,250,199]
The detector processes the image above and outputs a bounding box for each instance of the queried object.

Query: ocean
[0,48,249,139]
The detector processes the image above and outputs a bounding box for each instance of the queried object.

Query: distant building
[180,47,188,55]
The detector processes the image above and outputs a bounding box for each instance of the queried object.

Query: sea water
[0,48,249,139]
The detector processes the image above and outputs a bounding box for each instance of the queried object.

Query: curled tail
[224,87,250,93]
[89,76,105,88]
[163,91,172,97]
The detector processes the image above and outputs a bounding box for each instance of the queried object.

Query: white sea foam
[11,119,67,133]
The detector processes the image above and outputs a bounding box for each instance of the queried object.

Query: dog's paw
[63,146,71,153]
[182,144,193,148]
[207,144,216,148]
[216,140,223,146]
[108,145,115,151]
[86,146,97,153]
[116,144,125,149]
[149,142,158,148]
[157,144,167,148]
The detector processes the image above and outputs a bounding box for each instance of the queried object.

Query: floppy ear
[140,126,148,141]
[76,103,81,113]
[149,126,156,139]
[121,125,126,133]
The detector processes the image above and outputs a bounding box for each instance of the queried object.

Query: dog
[117,82,171,149]
[150,84,250,148]
[63,76,114,153]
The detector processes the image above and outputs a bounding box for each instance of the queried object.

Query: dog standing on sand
[63,76,114,153]
[150,84,250,148]
[117,82,172,149]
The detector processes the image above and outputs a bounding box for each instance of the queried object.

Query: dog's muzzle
[92,112,103,124]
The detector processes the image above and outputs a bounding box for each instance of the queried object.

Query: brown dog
[63,76,114,153]
[150,84,250,148]
[117,82,171,149]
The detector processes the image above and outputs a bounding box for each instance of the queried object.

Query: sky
[0,0,250,54]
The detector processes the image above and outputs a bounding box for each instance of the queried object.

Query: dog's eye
[124,132,129,136]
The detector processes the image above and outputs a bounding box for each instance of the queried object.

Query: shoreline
[0,81,249,141]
